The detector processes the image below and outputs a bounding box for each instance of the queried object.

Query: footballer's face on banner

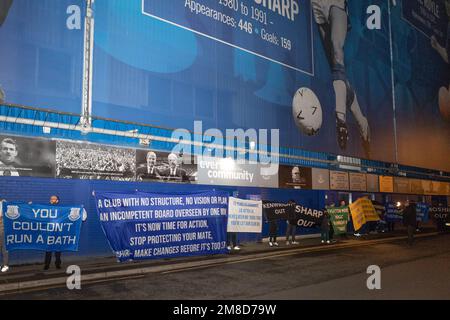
[291,167,301,183]
[0,140,18,164]
[146,152,156,167]
[168,153,178,168]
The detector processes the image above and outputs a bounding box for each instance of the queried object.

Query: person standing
[44,195,62,270]
[402,200,417,246]
[286,200,298,245]
[0,199,9,272]
[226,232,240,251]
[43,195,87,270]
[321,209,331,244]
[268,219,279,247]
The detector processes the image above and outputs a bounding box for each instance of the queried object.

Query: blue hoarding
[402,0,447,42]
[0,0,84,112]
[0,0,448,172]
[93,0,396,163]
[393,0,450,171]
[142,0,313,74]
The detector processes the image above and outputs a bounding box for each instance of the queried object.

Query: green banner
[326,206,350,235]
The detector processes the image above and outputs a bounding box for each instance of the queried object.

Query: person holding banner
[268,219,279,247]
[286,200,299,245]
[226,233,240,251]
[44,195,62,270]
[43,195,87,270]
[321,209,331,244]
[0,200,9,272]
[402,200,417,246]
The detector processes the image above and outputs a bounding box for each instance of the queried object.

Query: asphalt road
[4,234,450,300]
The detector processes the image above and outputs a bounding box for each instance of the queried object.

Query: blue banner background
[401,0,447,42]
[2,202,83,251]
[1,0,447,171]
[416,202,430,222]
[92,0,395,163]
[385,202,403,222]
[94,190,229,262]
[142,0,313,74]
[393,0,450,171]
[0,0,84,112]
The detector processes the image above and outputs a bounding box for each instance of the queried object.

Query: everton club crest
[6,205,20,220]
[68,208,81,222]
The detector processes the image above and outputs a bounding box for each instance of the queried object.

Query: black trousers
[407,225,415,245]
[226,233,237,247]
[269,220,278,243]
[286,224,296,242]
[45,251,61,267]
[387,222,395,232]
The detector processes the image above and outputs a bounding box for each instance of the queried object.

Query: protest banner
[94,190,229,262]
[326,206,349,235]
[2,202,84,251]
[349,198,379,231]
[262,201,323,228]
[227,197,262,233]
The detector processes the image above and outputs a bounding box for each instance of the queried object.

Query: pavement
[0,227,443,296]
[255,251,450,300]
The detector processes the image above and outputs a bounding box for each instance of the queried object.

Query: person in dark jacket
[286,200,298,245]
[402,200,417,246]
[44,195,87,270]
[321,209,331,244]
[44,195,62,270]
[268,219,279,247]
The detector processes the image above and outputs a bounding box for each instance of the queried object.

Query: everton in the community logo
[68,208,81,222]
[5,205,20,220]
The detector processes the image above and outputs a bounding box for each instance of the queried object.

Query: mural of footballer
[430,0,450,122]
[311,0,371,156]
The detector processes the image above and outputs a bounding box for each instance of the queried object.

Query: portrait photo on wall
[56,140,136,181]
[0,135,56,177]
[278,165,312,189]
[135,149,197,184]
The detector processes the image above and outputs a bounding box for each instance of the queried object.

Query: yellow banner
[349,198,380,231]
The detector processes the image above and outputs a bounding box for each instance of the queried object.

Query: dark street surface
[4,234,450,300]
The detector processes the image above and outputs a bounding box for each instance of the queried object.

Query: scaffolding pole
[80,0,95,134]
